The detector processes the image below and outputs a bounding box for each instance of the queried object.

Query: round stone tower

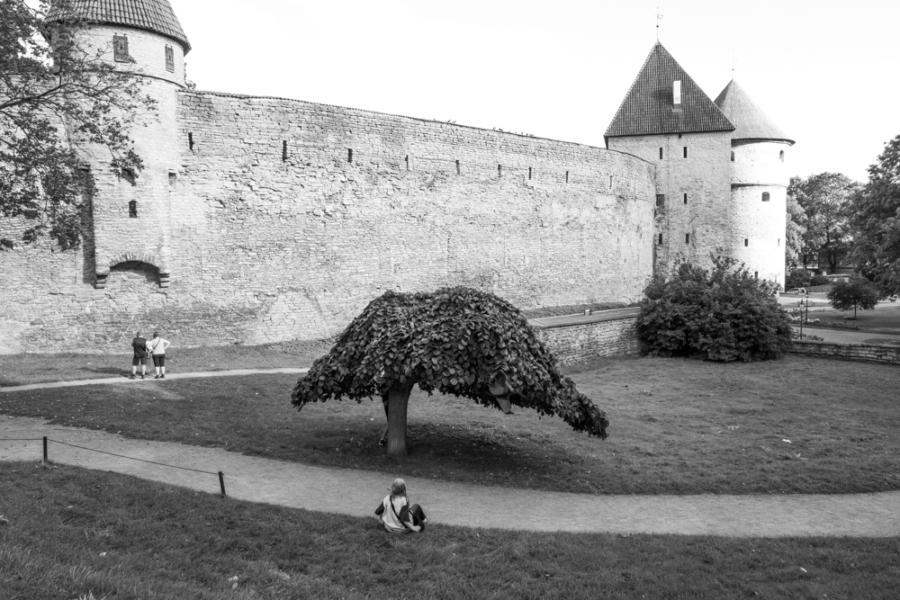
[45,0,191,288]
[715,80,794,288]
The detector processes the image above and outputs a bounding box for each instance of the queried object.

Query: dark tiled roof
[605,43,733,138]
[47,0,190,52]
[714,80,793,144]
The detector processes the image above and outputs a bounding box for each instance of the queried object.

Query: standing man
[147,331,171,379]
[130,331,149,379]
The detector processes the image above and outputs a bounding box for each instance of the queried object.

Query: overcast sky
[171,0,900,182]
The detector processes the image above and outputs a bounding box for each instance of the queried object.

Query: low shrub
[638,257,792,361]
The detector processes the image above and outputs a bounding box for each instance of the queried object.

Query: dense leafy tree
[637,257,791,362]
[788,173,860,272]
[785,187,806,270]
[827,279,880,319]
[292,287,609,457]
[0,0,153,249]
[848,135,900,295]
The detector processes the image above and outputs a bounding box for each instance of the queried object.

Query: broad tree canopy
[291,287,609,439]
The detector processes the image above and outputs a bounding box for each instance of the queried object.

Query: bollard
[43,436,48,464]
[219,471,226,497]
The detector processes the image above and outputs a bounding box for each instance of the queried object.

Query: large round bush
[638,258,792,362]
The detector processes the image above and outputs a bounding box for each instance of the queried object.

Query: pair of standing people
[130,331,171,379]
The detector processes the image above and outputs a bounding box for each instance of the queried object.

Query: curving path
[2,370,899,538]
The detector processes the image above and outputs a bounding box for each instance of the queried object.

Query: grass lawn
[2,463,897,600]
[0,339,331,387]
[808,303,900,333]
[1,355,897,495]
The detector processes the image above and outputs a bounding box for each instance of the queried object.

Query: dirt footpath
[2,414,898,538]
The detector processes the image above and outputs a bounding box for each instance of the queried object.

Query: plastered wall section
[0,93,656,353]
[606,132,733,277]
[730,141,791,287]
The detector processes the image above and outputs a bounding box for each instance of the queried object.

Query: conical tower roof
[47,0,190,53]
[605,43,734,139]
[714,80,793,144]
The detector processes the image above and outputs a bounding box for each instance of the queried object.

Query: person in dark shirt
[130,332,149,379]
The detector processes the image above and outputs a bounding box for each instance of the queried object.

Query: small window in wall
[683,193,688,205]
[685,233,690,244]
[730,151,735,162]
[113,35,131,62]
[656,194,665,208]
[779,150,785,162]
[683,146,688,158]
[165,45,175,72]
[744,238,749,247]
[762,192,770,202]
[659,147,664,160]
[128,200,138,218]
[658,233,663,245]
[754,271,759,279]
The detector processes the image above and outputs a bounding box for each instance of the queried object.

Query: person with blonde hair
[374,478,427,533]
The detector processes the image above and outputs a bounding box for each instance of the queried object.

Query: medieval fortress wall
[0,86,656,354]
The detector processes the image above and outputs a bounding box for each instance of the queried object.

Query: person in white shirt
[147,332,171,379]
[374,478,426,534]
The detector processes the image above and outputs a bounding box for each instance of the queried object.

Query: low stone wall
[535,315,639,366]
[790,340,900,366]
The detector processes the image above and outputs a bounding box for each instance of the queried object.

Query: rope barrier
[0,436,227,496]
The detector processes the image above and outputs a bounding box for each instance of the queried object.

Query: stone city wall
[0,91,656,354]
[536,314,640,366]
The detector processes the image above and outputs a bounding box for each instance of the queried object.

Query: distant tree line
[786,134,900,296]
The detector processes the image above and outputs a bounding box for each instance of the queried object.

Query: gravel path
[2,409,898,538]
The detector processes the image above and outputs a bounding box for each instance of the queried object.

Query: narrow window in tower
[656,194,665,208]
[528,166,532,180]
[658,233,663,245]
[565,171,569,183]
[498,164,502,177]
[113,35,131,62]
[188,132,194,150]
[455,159,460,175]
[779,150,785,162]
[348,148,353,163]
[777,238,781,247]
[609,175,613,187]
[683,193,688,205]
[128,200,138,218]
[730,151,735,162]
[168,171,176,186]
[683,146,688,158]
[762,192,770,202]
[754,271,759,279]
[744,238,749,247]
[659,147,664,159]
[165,45,174,72]
[685,233,690,244]
[405,155,409,170]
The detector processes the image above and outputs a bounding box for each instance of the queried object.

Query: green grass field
[2,355,898,495]
[2,462,898,600]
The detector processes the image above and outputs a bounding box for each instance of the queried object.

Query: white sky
[171,0,900,182]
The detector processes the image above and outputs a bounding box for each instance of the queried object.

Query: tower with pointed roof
[605,43,792,287]
[45,0,191,288]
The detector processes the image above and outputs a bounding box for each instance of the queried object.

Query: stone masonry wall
[790,340,900,366]
[606,132,733,277]
[0,92,656,353]
[536,316,639,366]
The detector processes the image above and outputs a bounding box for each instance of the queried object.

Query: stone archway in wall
[96,253,170,289]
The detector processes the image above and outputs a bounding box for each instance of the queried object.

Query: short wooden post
[43,436,48,464]
[218,471,226,497]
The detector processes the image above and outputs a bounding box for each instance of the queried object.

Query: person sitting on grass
[374,478,426,534]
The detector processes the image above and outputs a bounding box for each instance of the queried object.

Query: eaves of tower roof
[714,80,794,144]
[47,0,191,53]
[605,43,734,139]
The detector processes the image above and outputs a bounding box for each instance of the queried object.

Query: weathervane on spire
[656,5,663,42]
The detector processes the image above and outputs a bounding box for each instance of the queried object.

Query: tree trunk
[385,382,413,457]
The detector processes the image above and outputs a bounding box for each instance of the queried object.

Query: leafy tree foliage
[637,258,791,362]
[1,0,153,249]
[785,188,807,270]
[827,279,880,319]
[788,173,860,272]
[848,135,900,295]
[292,287,609,456]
